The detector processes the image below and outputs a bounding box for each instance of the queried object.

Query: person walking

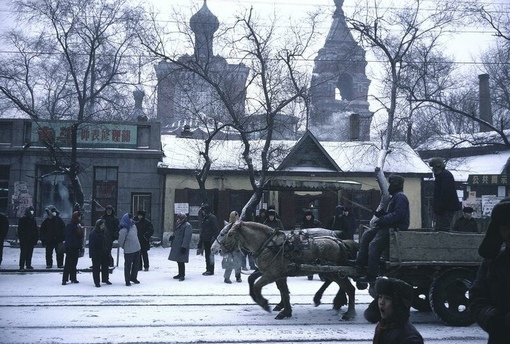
[349,175,410,283]
[199,204,219,276]
[135,210,154,272]
[101,205,119,267]
[469,197,510,344]
[364,277,424,343]
[118,213,141,286]
[429,157,461,231]
[222,211,243,284]
[452,207,478,233]
[62,211,84,285]
[0,212,9,266]
[89,219,111,287]
[40,205,66,269]
[17,206,38,271]
[168,213,193,281]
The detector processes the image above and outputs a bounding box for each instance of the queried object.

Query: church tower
[155,1,249,135]
[309,0,372,141]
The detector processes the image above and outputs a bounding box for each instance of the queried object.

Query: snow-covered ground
[0,245,488,343]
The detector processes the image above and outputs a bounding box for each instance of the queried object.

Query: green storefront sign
[32,121,138,148]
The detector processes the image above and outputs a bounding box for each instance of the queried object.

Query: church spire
[190,0,219,59]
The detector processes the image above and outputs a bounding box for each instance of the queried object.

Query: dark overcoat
[168,221,193,263]
[136,218,154,251]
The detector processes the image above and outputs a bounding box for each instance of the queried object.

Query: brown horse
[221,221,358,320]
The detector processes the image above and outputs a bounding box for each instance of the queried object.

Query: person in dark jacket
[40,205,66,268]
[101,205,119,267]
[89,219,111,287]
[168,213,193,281]
[135,210,154,271]
[452,206,478,233]
[264,208,285,231]
[0,212,9,266]
[469,197,510,344]
[326,205,350,239]
[349,174,410,283]
[300,209,322,229]
[199,204,219,275]
[429,157,461,231]
[364,277,424,344]
[62,211,84,285]
[342,207,357,240]
[17,206,38,271]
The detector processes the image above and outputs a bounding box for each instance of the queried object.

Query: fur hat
[388,174,405,189]
[429,157,446,169]
[137,210,146,217]
[375,277,414,311]
[268,208,277,215]
[176,212,187,221]
[479,197,510,259]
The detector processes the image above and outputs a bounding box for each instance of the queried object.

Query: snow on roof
[159,135,432,175]
[446,150,510,182]
[416,129,510,151]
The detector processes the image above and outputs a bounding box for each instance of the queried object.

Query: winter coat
[136,218,154,251]
[101,207,120,244]
[433,169,461,215]
[0,212,9,241]
[64,214,84,250]
[118,214,141,254]
[264,217,285,231]
[40,215,65,246]
[452,217,478,233]
[375,191,410,231]
[168,220,193,263]
[342,213,357,240]
[372,321,424,344]
[88,228,109,260]
[300,214,321,229]
[200,212,219,241]
[469,245,510,344]
[17,208,38,245]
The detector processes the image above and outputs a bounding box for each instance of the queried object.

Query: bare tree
[142,4,322,218]
[0,0,147,207]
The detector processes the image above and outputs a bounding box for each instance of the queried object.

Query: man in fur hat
[364,277,424,343]
[429,157,461,231]
[469,197,510,344]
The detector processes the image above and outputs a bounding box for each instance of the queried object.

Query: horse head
[222,221,243,253]
[211,221,234,255]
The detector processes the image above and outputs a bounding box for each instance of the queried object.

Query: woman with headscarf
[118,213,141,286]
[469,197,510,344]
[62,211,84,285]
[168,213,193,281]
[222,211,243,284]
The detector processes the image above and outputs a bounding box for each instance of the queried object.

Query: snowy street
[0,246,488,343]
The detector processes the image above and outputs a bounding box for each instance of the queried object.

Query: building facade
[0,118,164,236]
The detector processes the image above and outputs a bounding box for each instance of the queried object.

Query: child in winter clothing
[364,277,424,344]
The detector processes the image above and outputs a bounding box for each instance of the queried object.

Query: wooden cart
[294,229,484,326]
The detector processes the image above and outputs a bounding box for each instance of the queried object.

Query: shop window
[93,167,118,225]
[132,193,151,220]
[0,165,9,213]
[37,165,75,218]
[0,122,12,145]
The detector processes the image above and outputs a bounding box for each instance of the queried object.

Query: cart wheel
[412,286,432,312]
[429,268,476,326]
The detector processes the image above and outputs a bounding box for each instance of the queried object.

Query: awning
[264,179,362,191]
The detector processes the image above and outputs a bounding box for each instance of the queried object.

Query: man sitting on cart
[348,174,410,283]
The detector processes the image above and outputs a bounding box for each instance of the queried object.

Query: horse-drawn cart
[294,229,484,327]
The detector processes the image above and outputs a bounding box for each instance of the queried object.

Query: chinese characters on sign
[468,174,508,185]
[33,122,137,147]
